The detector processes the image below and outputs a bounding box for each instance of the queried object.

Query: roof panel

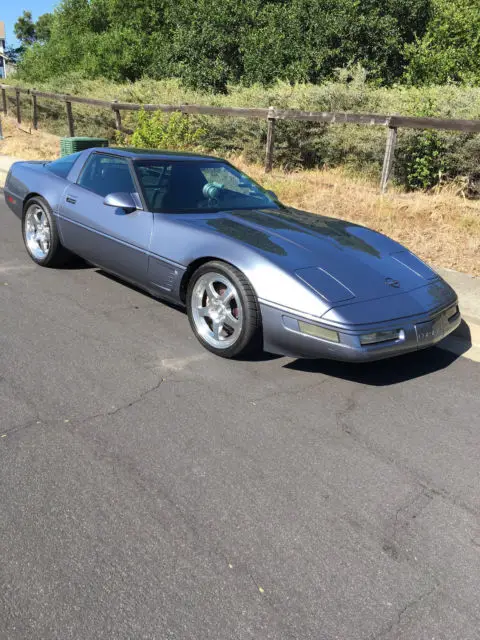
[93,147,224,162]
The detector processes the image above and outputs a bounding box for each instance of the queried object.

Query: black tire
[186,260,262,359]
[22,196,73,267]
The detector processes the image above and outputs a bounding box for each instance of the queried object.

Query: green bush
[130,110,206,150]
[396,131,446,190]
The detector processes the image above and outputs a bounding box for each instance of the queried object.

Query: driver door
[58,153,153,287]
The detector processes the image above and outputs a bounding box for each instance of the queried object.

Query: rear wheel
[22,197,72,267]
[187,261,262,358]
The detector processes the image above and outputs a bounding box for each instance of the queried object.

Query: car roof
[88,147,224,162]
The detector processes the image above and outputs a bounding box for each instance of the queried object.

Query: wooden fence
[2,83,480,192]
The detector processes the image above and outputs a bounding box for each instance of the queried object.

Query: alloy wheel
[24,204,51,260]
[191,271,243,349]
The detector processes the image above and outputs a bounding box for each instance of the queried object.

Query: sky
[2,0,57,45]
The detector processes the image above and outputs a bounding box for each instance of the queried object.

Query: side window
[77,154,136,198]
[47,151,83,179]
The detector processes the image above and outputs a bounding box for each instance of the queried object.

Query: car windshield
[134,160,280,213]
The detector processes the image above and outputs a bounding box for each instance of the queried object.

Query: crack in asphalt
[78,376,167,424]
[396,584,438,627]
[1,369,327,443]
[0,417,42,438]
[0,376,166,440]
[369,584,438,640]
[60,412,310,640]
[382,488,434,561]
[335,388,480,520]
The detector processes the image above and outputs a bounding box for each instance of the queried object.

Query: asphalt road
[1,196,480,640]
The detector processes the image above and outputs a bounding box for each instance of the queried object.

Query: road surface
[1,196,479,639]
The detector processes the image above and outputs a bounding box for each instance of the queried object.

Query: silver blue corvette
[4,147,461,361]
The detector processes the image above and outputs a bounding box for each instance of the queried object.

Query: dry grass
[0,116,60,160]
[1,116,478,276]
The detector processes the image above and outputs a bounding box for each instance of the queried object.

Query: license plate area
[415,316,445,344]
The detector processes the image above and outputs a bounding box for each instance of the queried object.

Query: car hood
[182,208,440,305]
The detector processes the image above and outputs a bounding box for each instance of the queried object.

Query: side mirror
[266,189,279,200]
[104,192,137,213]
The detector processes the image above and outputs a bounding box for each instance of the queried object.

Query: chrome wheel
[191,272,243,349]
[24,204,51,260]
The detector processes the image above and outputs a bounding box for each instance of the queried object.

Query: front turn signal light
[298,321,340,343]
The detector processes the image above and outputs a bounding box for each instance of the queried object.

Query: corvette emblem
[385,277,401,288]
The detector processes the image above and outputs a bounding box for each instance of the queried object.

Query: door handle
[66,196,77,204]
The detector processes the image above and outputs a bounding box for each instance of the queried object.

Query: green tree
[405,0,480,85]
[15,0,432,90]
[17,0,171,82]
[35,13,54,42]
[5,45,24,64]
[14,10,36,46]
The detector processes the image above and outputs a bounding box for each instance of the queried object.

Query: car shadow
[453,318,472,344]
[238,351,283,362]
[54,255,93,270]
[284,344,470,386]
[96,269,186,312]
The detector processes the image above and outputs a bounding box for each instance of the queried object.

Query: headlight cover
[360,329,404,345]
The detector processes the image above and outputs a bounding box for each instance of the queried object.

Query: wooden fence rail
[2,83,480,191]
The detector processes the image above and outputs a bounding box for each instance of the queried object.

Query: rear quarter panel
[4,162,69,219]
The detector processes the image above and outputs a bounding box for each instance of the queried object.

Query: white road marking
[159,353,209,372]
[0,262,36,274]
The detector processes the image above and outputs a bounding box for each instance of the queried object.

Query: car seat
[160,164,207,210]
[100,164,135,198]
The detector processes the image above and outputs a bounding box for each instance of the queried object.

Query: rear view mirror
[104,192,137,213]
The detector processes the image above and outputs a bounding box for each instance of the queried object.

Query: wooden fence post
[265,106,276,173]
[65,99,75,137]
[32,91,38,130]
[380,125,397,193]
[1,88,7,115]
[15,89,21,124]
[113,100,122,131]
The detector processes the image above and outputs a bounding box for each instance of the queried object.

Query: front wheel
[22,196,72,267]
[186,261,262,358]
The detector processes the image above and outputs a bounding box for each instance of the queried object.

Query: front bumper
[260,301,461,362]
